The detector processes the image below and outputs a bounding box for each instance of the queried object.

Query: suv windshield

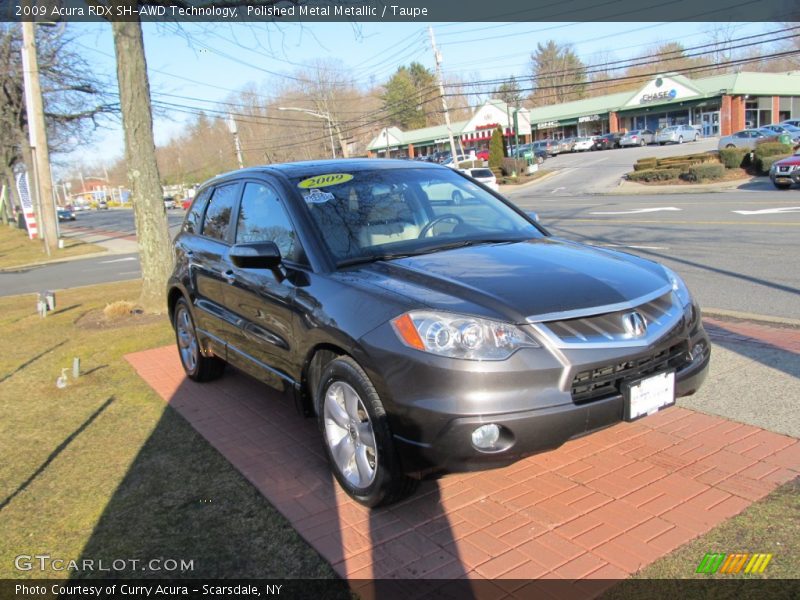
[292,168,541,265]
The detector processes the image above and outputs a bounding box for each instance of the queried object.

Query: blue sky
[65,21,768,169]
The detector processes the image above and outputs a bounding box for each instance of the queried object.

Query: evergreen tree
[489,126,505,170]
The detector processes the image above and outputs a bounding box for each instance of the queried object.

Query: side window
[235,182,302,263]
[201,183,239,242]
[183,188,211,234]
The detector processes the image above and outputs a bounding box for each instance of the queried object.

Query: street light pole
[21,21,58,254]
[278,107,337,159]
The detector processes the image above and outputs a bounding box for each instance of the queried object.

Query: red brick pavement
[125,318,800,586]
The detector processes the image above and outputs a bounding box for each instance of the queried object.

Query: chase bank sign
[640,89,677,104]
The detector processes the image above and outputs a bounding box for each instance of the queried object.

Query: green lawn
[0,281,339,582]
[0,224,103,269]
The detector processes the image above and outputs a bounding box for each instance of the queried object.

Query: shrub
[756,154,792,175]
[627,168,682,182]
[488,127,505,170]
[681,162,726,182]
[633,162,656,171]
[656,161,692,171]
[500,157,528,176]
[754,142,792,160]
[718,147,750,169]
[103,300,138,321]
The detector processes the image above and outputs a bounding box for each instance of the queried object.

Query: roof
[692,71,800,96]
[207,159,442,185]
[526,91,635,123]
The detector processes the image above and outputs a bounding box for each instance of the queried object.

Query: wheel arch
[300,343,352,417]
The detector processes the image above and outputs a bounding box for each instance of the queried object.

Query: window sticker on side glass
[304,189,335,204]
[297,173,354,189]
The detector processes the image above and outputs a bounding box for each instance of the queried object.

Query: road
[505,189,800,320]
[3,177,799,321]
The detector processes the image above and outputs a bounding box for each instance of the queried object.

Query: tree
[488,126,504,170]
[495,77,523,106]
[381,62,437,129]
[529,40,587,106]
[112,20,173,313]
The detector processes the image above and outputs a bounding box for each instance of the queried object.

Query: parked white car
[656,124,699,145]
[571,137,596,152]
[717,128,775,150]
[460,167,499,192]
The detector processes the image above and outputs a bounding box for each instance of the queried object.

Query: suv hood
[775,154,800,166]
[348,238,669,323]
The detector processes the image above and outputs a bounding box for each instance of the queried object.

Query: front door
[223,180,304,390]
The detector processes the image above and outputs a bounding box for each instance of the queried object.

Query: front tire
[773,182,792,190]
[678,136,684,144]
[173,298,225,382]
[317,356,417,507]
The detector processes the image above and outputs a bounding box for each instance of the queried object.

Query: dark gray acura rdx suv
[168,159,710,506]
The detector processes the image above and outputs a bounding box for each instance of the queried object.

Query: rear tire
[678,136,684,144]
[640,139,646,147]
[317,356,417,507]
[726,144,736,149]
[173,298,225,382]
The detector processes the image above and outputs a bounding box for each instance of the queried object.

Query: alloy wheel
[176,306,198,373]
[323,381,378,488]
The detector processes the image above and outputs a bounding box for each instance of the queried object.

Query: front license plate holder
[623,370,676,421]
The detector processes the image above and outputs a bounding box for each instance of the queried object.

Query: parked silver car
[620,129,655,147]
[717,128,775,150]
[656,125,699,145]
[761,123,800,144]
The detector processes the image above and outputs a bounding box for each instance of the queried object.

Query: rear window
[469,169,493,178]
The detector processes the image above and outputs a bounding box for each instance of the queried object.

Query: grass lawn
[0,280,340,583]
[0,224,103,270]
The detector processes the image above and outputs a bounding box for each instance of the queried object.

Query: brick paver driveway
[126,318,799,594]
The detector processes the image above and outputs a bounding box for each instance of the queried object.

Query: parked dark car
[594,132,622,150]
[168,159,710,507]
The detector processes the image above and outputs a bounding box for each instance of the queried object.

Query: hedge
[500,157,528,176]
[627,168,682,182]
[756,154,792,175]
[754,142,792,160]
[681,162,726,182]
[718,147,750,169]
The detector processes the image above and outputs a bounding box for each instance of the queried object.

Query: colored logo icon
[696,552,773,574]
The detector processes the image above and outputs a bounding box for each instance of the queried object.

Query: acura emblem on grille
[622,311,647,337]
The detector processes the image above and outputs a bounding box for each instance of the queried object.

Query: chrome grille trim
[530,290,685,350]
[525,285,671,324]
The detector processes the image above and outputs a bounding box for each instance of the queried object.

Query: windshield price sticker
[297,173,353,189]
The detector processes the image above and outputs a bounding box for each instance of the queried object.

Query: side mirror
[527,211,540,223]
[229,241,282,269]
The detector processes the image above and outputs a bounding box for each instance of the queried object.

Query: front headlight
[663,266,692,307]
[391,311,538,360]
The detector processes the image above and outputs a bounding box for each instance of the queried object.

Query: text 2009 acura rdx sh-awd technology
[168,159,710,506]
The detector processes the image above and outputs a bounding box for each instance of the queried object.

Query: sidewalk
[127,315,799,589]
[0,226,138,272]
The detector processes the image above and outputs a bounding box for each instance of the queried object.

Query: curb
[500,169,561,194]
[703,307,800,328]
[0,249,111,273]
[608,176,760,195]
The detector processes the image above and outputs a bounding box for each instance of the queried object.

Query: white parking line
[595,243,670,250]
[100,257,137,264]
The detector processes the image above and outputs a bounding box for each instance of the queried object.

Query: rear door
[223,179,305,389]
[191,181,242,350]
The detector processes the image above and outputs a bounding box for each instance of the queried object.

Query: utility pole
[21,21,58,254]
[227,114,244,169]
[428,26,458,163]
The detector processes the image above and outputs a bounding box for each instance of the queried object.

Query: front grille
[571,337,690,404]
[544,292,678,345]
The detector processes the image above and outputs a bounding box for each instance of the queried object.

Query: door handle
[222,269,236,285]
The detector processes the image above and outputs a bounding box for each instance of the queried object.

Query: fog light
[472,424,500,449]
[690,341,706,361]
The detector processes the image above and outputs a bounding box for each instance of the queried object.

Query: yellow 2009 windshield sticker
[297,173,353,189]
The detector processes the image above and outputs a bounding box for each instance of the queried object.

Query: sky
[63,20,770,171]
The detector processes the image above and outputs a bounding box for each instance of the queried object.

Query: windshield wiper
[336,238,521,268]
